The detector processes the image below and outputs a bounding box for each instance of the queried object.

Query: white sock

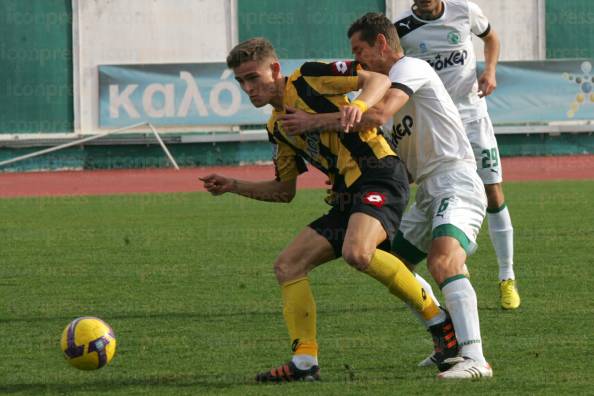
[488,204,515,281]
[441,276,486,364]
[292,354,318,370]
[406,273,444,329]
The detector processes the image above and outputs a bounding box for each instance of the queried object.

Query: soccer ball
[60,317,117,370]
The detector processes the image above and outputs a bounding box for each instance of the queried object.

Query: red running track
[1,155,593,198]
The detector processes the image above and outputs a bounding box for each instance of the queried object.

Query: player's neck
[270,76,286,110]
[413,1,444,20]
[383,52,404,74]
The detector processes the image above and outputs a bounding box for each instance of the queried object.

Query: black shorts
[309,156,410,257]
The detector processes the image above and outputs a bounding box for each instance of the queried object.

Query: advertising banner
[99,59,594,127]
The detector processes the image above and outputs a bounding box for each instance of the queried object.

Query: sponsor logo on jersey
[447,30,461,44]
[390,115,414,148]
[362,192,386,208]
[427,50,468,71]
[419,42,428,53]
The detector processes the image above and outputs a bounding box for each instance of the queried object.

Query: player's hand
[279,107,315,135]
[478,70,497,97]
[199,174,236,196]
[340,104,363,133]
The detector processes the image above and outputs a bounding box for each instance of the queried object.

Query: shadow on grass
[0,304,403,324]
[0,373,250,394]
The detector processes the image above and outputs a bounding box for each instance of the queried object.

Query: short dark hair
[348,12,401,51]
[226,37,278,69]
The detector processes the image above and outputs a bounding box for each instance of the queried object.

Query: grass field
[1,180,593,395]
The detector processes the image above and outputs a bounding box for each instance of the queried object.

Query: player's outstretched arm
[478,29,500,97]
[280,87,410,135]
[279,107,341,135]
[199,174,297,203]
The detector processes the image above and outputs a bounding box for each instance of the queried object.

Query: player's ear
[271,61,281,78]
[376,34,388,52]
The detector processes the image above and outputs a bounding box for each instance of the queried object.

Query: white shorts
[392,165,487,264]
[465,116,503,185]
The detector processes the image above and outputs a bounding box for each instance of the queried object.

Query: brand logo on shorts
[363,192,386,208]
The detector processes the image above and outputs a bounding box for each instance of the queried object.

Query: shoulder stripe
[391,82,413,97]
[292,76,340,113]
[394,15,426,38]
[476,23,491,38]
[300,61,358,77]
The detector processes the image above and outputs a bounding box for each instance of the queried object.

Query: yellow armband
[350,99,368,113]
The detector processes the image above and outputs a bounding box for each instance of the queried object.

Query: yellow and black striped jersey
[267,60,397,193]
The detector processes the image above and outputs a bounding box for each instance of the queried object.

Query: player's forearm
[358,107,390,130]
[302,108,386,134]
[483,31,500,73]
[356,71,392,109]
[231,178,296,203]
[312,113,342,131]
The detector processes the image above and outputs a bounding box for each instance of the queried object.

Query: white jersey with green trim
[384,56,476,183]
[395,0,490,122]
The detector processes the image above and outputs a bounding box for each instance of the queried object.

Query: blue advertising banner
[486,59,594,123]
[99,59,594,127]
[99,60,303,127]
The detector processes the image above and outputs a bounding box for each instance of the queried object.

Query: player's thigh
[341,212,386,270]
[275,226,336,282]
[344,212,386,249]
[465,117,503,185]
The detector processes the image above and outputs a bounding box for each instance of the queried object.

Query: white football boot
[437,357,493,380]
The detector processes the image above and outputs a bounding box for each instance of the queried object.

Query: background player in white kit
[395,0,520,310]
[280,12,493,379]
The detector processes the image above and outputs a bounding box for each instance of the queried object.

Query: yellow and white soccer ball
[60,317,117,370]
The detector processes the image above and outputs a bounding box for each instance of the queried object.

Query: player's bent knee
[273,253,311,283]
[342,244,373,271]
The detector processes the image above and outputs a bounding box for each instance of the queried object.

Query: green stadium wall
[238,0,385,59]
[546,0,594,59]
[0,0,73,134]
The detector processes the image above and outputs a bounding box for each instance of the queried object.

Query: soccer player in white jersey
[280,12,493,379]
[395,0,520,310]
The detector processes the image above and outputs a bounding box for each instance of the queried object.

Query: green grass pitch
[1,180,593,395]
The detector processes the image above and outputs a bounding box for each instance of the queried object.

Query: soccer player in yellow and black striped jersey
[200,37,443,383]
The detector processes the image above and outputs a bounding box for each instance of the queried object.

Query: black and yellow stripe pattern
[267,61,396,193]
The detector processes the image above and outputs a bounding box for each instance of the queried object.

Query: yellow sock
[282,277,318,357]
[365,249,440,320]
